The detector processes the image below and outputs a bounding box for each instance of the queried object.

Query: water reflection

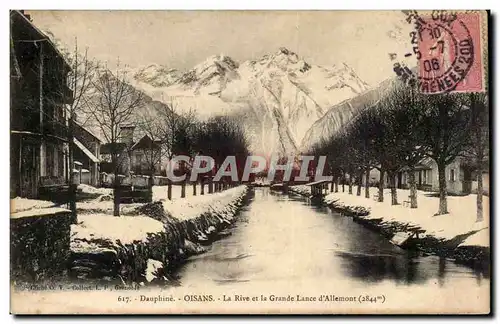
[176,187,487,289]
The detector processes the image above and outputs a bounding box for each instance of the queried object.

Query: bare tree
[85,61,145,216]
[64,41,95,223]
[463,92,489,222]
[382,84,427,208]
[35,34,96,223]
[157,97,197,199]
[420,92,471,215]
[193,115,250,192]
[136,106,165,198]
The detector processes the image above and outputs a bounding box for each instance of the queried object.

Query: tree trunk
[335,177,339,193]
[476,169,484,222]
[389,172,398,205]
[208,179,213,193]
[113,170,120,216]
[67,119,77,223]
[330,179,334,192]
[193,182,197,196]
[148,172,154,203]
[378,169,385,202]
[408,167,418,208]
[356,171,362,196]
[181,180,186,198]
[342,173,345,192]
[167,179,172,200]
[201,180,205,195]
[348,173,353,194]
[364,166,370,199]
[437,163,448,215]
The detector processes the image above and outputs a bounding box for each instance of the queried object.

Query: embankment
[69,185,250,286]
[288,185,490,272]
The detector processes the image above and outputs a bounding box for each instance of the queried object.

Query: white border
[1,1,498,323]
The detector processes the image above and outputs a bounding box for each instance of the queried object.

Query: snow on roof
[74,161,83,166]
[306,179,330,186]
[73,138,99,163]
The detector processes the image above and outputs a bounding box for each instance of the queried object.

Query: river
[172,187,489,313]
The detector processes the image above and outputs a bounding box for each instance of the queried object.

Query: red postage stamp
[406,10,487,94]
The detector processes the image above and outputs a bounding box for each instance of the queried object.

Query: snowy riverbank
[289,185,490,268]
[70,185,250,285]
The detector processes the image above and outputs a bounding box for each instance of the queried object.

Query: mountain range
[123,47,379,156]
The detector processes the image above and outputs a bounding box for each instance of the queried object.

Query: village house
[397,157,489,196]
[129,133,162,175]
[363,156,489,196]
[100,125,162,185]
[10,10,73,199]
[72,121,102,186]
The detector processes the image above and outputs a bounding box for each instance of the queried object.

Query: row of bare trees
[310,83,488,221]
[84,69,249,216]
[52,39,250,218]
[137,101,250,203]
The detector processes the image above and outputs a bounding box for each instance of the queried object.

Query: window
[450,169,456,182]
[46,144,54,177]
[136,152,143,165]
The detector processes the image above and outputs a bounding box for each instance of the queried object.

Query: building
[72,121,101,186]
[397,157,489,195]
[129,134,162,175]
[365,156,489,196]
[10,10,73,199]
[100,125,162,179]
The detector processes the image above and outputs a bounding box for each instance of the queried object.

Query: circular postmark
[398,10,477,94]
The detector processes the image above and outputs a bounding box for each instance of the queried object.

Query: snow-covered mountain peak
[256,47,310,74]
[124,49,372,155]
[175,54,240,95]
[133,64,181,87]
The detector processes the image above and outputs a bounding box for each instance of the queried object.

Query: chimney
[120,125,135,145]
[18,10,32,21]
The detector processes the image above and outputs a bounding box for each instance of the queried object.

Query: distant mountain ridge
[124,47,372,156]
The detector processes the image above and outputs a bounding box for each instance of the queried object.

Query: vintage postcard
[10,10,490,315]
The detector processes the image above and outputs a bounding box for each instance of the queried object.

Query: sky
[28,10,414,86]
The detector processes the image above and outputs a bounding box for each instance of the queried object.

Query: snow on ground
[290,185,489,246]
[458,228,489,248]
[76,199,142,215]
[10,197,56,213]
[72,214,164,245]
[153,185,195,201]
[78,184,112,196]
[73,185,248,245]
[288,185,312,197]
[162,185,248,221]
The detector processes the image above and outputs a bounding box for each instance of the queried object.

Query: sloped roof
[130,134,161,151]
[101,142,128,155]
[73,138,99,163]
[11,10,71,70]
[72,120,103,143]
[10,34,21,79]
